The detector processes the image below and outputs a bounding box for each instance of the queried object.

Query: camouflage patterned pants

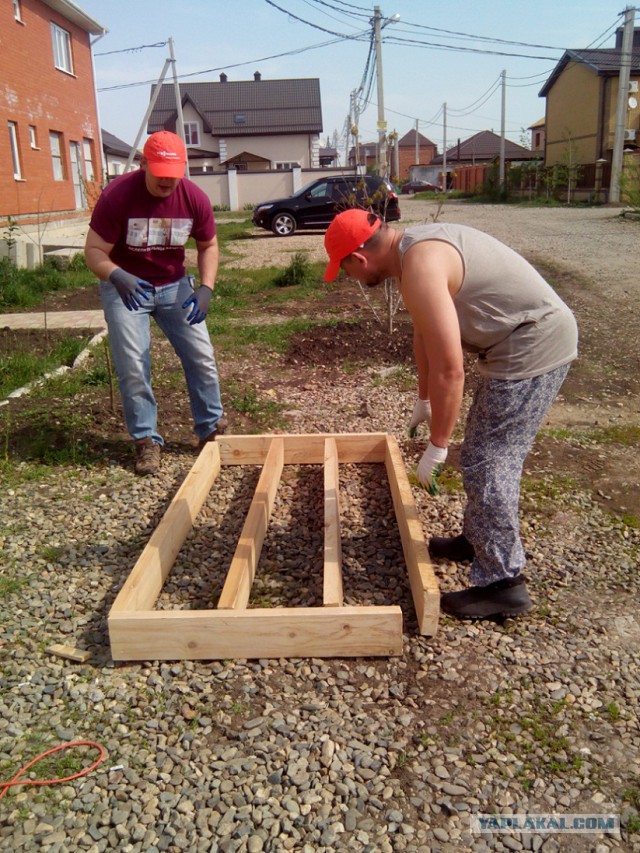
[461,364,570,586]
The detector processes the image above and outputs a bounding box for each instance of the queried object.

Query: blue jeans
[100,276,223,445]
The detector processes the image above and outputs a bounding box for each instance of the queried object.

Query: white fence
[190,166,363,211]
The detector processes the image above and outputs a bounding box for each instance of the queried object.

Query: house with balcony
[0,0,106,227]
[147,73,323,174]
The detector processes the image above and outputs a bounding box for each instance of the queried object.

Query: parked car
[252,175,400,236]
[400,180,441,194]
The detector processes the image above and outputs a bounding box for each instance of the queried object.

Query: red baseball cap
[324,209,381,282]
[143,131,187,178]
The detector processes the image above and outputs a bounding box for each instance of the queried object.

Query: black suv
[252,175,400,236]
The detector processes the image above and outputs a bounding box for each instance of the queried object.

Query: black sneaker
[429,534,475,562]
[440,575,532,620]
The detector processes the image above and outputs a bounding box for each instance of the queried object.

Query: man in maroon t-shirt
[85,131,225,475]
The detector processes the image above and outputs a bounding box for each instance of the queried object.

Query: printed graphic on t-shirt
[126,217,193,250]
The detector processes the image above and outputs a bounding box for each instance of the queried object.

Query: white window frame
[9,122,22,179]
[50,131,64,180]
[184,122,200,146]
[29,125,39,149]
[82,138,95,181]
[13,0,22,22]
[51,22,73,74]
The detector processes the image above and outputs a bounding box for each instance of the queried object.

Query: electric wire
[94,41,166,57]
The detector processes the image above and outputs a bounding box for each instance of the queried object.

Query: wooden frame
[108,433,439,661]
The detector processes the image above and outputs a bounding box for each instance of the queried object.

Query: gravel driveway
[1,202,639,853]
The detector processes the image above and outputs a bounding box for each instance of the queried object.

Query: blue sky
[79,0,631,158]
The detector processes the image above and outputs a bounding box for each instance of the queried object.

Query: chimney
[254,71,262,82]
[220,72,228,82]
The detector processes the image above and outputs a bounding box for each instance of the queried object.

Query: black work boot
[198,416,228,450]
[440,575,532,620]
[428,533,475,562]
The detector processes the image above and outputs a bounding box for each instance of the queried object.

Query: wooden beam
[323,437,343,606]
[109,442,221,612]
[109,606,403,660]
[217,433,387,465]
[384,434,440,635]
[217,437,284,610]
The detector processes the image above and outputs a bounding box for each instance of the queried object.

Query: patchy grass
[0,334,92,398]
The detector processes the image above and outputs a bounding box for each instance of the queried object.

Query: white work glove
[416,441,448,495]
[409,398,432,437]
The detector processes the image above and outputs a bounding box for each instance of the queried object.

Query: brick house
[394,129,437,181]
[0,0,106,227]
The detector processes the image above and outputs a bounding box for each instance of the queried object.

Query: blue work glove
[108,268,154,311]
[182,283,213,325]
[416,441,448,495]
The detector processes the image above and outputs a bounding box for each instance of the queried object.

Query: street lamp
[373,7,399,177]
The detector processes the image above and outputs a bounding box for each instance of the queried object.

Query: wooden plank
[216,433,387,465]
[45,644,92,663]
[384,434,440,635]
[109,441,221,612]
[217,437,284,610]
[323,437,343,606]
[108,606,403,660]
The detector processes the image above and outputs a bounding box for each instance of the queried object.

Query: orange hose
[0,741,106,800]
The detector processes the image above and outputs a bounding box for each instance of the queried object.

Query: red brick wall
[0,0,103,225]
[397,144,436,180]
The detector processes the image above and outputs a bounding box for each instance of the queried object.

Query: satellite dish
[629,96,638,109]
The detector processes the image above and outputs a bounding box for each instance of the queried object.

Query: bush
[273,252,313,287]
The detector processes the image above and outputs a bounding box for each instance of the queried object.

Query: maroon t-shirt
[89,170,216,286]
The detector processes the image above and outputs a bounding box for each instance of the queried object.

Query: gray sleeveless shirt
[398,223,578,380]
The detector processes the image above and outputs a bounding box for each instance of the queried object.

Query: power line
[94,41,166,57]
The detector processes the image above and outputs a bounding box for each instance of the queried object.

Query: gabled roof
[148,78,323,137]
[101,129,140,160]
[398,129,436,148]
[431,130,538,165]
[528,117,545,130]
[539,47,640,97]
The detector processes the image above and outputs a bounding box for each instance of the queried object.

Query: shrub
[273,252,313,287]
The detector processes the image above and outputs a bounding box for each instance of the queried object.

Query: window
[8,122,22,179]
[50,131,64,180]
[184,122,200,146]
[51,23,73,74]
[13,0,22,22]
[29,125,38,149]
[274,161,301,171]
[82,138,95,181]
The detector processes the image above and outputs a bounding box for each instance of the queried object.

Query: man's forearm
[85,247,118,282]
[198,243,219,290]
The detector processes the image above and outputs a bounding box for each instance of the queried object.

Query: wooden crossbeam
[323,437,343,607]
[217,437,284,609]
[109,606,403,660]
[217,432,387,465]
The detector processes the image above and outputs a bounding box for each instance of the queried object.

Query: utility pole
[415,119,419,165]
[169,37,189,178]
[499,69,506,192]
[442,103,447,190]
[373,6,387,176]
[610,5,636,203]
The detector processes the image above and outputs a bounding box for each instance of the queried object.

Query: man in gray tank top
[323,209,578,620]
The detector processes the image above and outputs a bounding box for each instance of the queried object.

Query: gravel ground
[0,202,639,852]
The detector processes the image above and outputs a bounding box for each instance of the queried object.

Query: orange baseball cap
[143,131,187,178]
[323,209,381,282]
